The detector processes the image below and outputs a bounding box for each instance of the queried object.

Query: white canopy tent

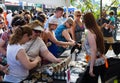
[19,0,70,7]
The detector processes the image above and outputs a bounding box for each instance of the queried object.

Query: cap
[48,18,58,25]
[33,26,44,31]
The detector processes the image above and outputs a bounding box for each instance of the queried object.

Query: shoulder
[45,30,50,35]
[87,30,96,39]
[45,30,53,37]
[73,21,76,26]
[1,31,9,40]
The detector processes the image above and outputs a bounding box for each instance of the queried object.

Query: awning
[19,0,70,7]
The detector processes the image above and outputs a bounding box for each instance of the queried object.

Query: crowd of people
[0,6,118,83]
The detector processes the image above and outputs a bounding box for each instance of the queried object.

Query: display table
[21,50,72,83]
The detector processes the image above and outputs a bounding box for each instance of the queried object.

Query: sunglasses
[29,37,32,40]
[33,30,41,33]
[0,21,4,24]
[69,23,73,26]
[77,15,81,17]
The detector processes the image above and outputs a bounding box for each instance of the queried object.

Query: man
[44,7,64,29]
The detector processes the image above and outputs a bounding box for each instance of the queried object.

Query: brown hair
[64,17,74,25]
[109,11,114,15]
[83,12,105,54]
[9,25,32,45]
[55,7,64,13]
[27,20,43,29]
[11,15,26,27]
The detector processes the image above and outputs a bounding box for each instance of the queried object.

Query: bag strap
[26,39,36,53]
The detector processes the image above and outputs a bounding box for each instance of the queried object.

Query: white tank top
[4,44,28,82]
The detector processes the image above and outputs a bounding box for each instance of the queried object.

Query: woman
[3,25,40,83]
[44,18,75,58]
[0,15,26,57]
[55,17,75,56]
[0,16,6,36]
[71,10,84,42]
[81,12,107,83]
[22,20,61,64]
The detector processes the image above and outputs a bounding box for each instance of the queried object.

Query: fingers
[89,72,95,77]
[2,64,9,70]
[3,64,9,75]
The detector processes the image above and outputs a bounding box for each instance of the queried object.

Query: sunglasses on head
[33,30,41,33]
[15,18,26,25]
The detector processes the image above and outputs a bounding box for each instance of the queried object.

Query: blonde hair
[74,10,81,16]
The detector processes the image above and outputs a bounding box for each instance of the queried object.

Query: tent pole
[66,0,70,17]
[100,0,103,25]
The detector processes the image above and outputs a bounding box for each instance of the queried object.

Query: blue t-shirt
[55,24,67,56]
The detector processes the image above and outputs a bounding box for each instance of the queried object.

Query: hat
[48,18,58,25]
[8,10,12,13]
[33,26,44,31]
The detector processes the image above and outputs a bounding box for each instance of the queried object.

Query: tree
[70,0,120,19]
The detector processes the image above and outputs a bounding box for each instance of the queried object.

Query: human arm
[40,49,61,63]
[39,38,62,63]
[47,31,75,46]
[16,49,41,70]
[62,29,75,43]
[87,31,97,77]
[0,64,9,74]
[0,39,6,56]
[70,21,76,41]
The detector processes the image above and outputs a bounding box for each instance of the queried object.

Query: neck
[55,14,59,18]
[48,28,53,31]
[32,36,37,40]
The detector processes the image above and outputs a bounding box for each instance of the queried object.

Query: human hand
[71,41,76,46]
[2,64,9,75]
[62,45,69,48]
[89,69,95,77]
[103,23,107,27]
[56,58,62,63]
[76,42,81,47]
[35,56,41,62]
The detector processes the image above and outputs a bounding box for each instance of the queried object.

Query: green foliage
[117,11,120,17]
[70,0,100,19]
[70,0,120,20]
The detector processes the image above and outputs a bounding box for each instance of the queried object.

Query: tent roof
[20,0,68,7]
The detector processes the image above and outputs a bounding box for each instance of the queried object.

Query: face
[50,24,58,30]
[0,19,4,29]
[22,34,32,44]
[76,14,82,19]
[56,11,63,18]
[32,29,42,38]
[66,22,73,28]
